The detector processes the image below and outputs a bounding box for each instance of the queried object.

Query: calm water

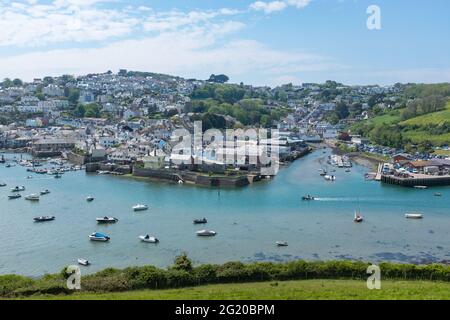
[0,150,449,276]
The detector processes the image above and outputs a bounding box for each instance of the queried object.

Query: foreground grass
[21,280,450,300]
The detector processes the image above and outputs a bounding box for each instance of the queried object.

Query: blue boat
[89,232,110,242]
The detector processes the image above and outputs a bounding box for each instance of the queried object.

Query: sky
[0,0,449,86]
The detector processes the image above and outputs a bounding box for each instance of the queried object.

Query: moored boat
[40,189,50,195]
[354,212,363,223]
[86,196,94,202]
[276,241,288,247]
[405,213,423,219]
[196,230,217,237]
[25,194,40,201]
[434,193,442,197]
[193,218,207,224]
[11,186,25,192]
[89,232,110,242]
[139,235,159,243]
[78,258,90,266]
[0,182,6,187]
[96,216,118,223]
[33,216,55,222]
[133,204,148,211]
[8,194,21,199]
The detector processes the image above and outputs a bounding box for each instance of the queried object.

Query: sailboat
[354,198,363,223]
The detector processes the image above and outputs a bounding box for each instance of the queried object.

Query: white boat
[96,216,119,223]
[405,213,423,219]
[413,185,427,189]
[354,212,363,223]
[196,230,217,237]
[324,175,336,181]
[11,186,25,192]
[33,216,55,222]
[78,258,90,266]
[276,241,288,247]
[25,194,40,201]
[40,189,50,195]
[133,204,149,211]
[139,235,159,243]
[89,232,110,242]
[86,196,94,202]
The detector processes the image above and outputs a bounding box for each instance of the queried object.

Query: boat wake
[313,197,374,202]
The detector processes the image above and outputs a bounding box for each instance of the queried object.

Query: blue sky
[0,0,449,86]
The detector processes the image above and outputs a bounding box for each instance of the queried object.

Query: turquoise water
[0,150,449,276]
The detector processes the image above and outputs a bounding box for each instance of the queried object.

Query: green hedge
[1,258,450,298]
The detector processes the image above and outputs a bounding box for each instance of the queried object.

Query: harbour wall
[381,174,450,187]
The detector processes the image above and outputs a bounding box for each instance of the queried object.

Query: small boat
[8,194,21,199]
[96,216,118,223]
[25,194,40,201]
[86,196,94,202]
[434,193,442,197]
[139,235,159,243]
[302,195,315,201]
[276,241,288,247]
[413,185,427,189]
[78,258,90,266]
[11,186,25,192]
[0,183,6,187]
[5,163,11,168]
[133,204,149,211]
[196,230,217,237]
[33,216,55,222]
[405,213,423,219]
[193,218,207,224]
[54,174,62,179]
[26,175,33,179]
[40,189,50,195]
[89,232,110,242]
[345,169,351,172]
[324,175,336,181]
[354,212,363,223]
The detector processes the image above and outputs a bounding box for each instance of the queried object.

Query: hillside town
[0,71,448,186]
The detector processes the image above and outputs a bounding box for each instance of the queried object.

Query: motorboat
[25,194,40,201]
[40,189,50,195]
[405,213,423,219]
[276,241,288,247]
[11,186,25,192]
[8,194,22,199]
[33,216,55,222]
[354,212,363,223]
[96,216,119,223]
[139,235,159,243]
[193,218,208,224]
[324,175,336,181]
[86,196,95,202]
[196,230,217,237]
[89,232,110,242]
[133,204,149,211]
[78,258,90,266]
[302,195,315,201]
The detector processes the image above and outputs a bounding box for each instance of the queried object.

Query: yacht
[139,235,159,243]
[11,186,25,192]
[89,232,110,242]
[40,189,50,195]
[193,218,208,224]
[405,213,423,219]
[133,204,149,211]
[196,230,217,237]
[25,194,40,201]
[78,258,90,266]
[354,212,363,223]
[33,216,55,222]
[96,216,119,223]
[8,194,22,199]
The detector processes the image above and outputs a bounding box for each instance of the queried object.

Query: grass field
[16,280,450,300]
[402,130,450,145]
[367,111,402,126]
[400,103,450,126]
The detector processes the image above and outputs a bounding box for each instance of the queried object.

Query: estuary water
[0,149,449,276]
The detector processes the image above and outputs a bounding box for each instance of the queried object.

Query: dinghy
[133,204,148,211]
[405,213,423,219]
[78,258,90,266]
[139,235,159,243]
[196,230,217,237]
[193,218,207,224]
[33,216,55,222]
[96,216,118,223]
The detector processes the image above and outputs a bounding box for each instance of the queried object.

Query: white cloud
[250,0,311,13]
